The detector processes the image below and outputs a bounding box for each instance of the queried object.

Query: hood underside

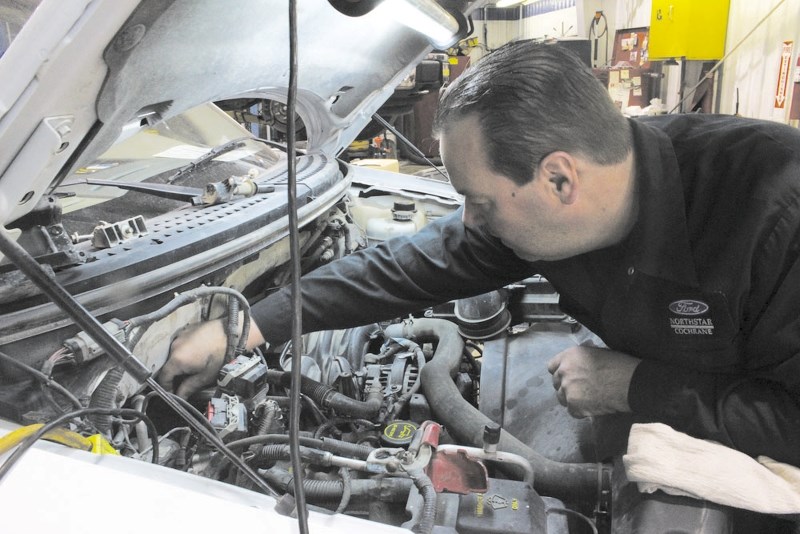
[0,0,476,227]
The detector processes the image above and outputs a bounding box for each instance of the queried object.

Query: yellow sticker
[476,493,484,517]
[383,422,416,441]
[512,498,519,511]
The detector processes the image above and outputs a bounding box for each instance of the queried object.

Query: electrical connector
[61,318,127,364]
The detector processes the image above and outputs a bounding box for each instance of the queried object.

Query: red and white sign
[775,40,794,109]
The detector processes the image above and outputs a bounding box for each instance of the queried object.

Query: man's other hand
[547,346,640,418]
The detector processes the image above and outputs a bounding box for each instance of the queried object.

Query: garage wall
[467,0,800,125]
[718,0,800,122]
[470,1,579,55]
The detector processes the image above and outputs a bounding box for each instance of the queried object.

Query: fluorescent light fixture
[374,0,462,49]
[495,0,525,7]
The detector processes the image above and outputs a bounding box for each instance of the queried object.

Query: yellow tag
[87,434,120,455]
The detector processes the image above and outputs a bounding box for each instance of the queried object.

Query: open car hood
[0,0,475,227]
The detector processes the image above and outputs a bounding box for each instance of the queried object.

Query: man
[159,41,800,466]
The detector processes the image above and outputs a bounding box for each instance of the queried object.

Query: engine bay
[0,162,617,532]
[0,160,739,534]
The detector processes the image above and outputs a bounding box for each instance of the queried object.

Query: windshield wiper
[166,136,251,184]
[166,137,303,185]
[80,179,204,204]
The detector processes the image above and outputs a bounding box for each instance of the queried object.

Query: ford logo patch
[669,300,709,316]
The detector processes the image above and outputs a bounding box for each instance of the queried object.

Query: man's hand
[157,319,229,398]
[157,317,265,398]
[547,346,640,418]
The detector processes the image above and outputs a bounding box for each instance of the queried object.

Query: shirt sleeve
[250,208,536,346]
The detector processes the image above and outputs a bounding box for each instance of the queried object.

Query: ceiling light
[374,0,464,49]
[495,0,525,7]
[329,0,468,49]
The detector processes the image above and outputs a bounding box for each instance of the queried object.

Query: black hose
[384,319,608,504]
[228,433,374,459]
[88,366,125,434]
[225,297,240,360]
[406,468,437,534]
[262,466,413,502]
[275,372,382,419]
[251,444,336,467]
[257,399,281,435]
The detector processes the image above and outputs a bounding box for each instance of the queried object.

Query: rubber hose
[276,372,382,419]
[88,366,125,435]
[263,466,413,502]
[319,437,375,460]
[231,433,374,460]
[252,444,331,467]
[407,468,437,534]
[384,319,606,503]
[225,297,240,361]
[257,400,281,435]
[335,466,351,513]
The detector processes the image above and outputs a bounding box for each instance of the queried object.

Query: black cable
[0,407,159,483]
[286,0,310,530]
[0,226,280,498]
[548,506,598,534]
[0,349,83,410]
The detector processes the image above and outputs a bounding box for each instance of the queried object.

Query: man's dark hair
[433,40,632,186]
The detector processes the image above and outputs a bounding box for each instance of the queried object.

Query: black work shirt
[252,114,800,464]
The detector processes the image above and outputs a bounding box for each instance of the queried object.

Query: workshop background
[334,0,800,169]
[466,0,799,123]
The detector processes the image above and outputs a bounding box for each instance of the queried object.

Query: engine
[126,314,598,534]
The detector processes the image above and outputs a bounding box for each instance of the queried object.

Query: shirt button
[627,266,635,276]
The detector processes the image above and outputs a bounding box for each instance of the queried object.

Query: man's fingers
[555,386,567,406]
[546,354,562,374]
[157,361,180,392]
[175,371,214,399]
[551,370,561,390]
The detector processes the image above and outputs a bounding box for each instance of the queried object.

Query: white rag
[623,422,800,514]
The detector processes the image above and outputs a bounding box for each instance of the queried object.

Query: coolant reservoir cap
[392,201,416,221]
[381,420,419,446]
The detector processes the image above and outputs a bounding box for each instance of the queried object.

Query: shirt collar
[626,118,699,288]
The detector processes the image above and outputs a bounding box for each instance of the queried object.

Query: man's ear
[538,151,578,205]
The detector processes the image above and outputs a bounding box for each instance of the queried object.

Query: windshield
[0,0,42,57]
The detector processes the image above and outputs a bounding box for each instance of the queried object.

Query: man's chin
[512,248,539,262]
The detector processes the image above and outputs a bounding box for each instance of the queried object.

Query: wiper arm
[167,136,251,184]
[167,137,303,184]
[82,179,204,205]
